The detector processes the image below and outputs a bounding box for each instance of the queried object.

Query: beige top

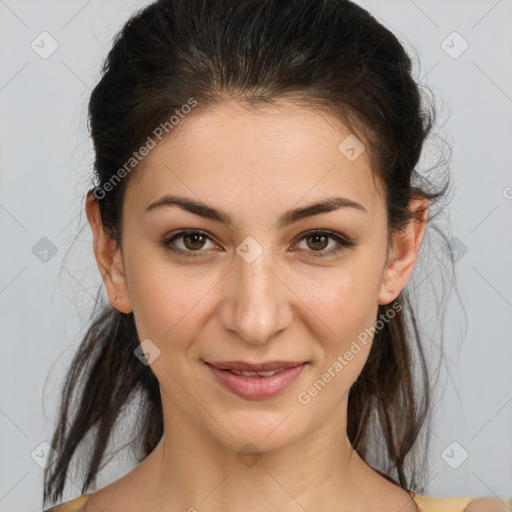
[44,490,512,511]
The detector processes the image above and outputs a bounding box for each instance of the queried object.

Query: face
[90,99,422,454]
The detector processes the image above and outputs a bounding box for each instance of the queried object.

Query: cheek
[296,262,382,333]
[124,245,216,342]
[293,267,381,377]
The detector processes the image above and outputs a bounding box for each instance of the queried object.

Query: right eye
[162,229,219,257]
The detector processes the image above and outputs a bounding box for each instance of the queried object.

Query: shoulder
[43,493,92,512]
[464,497,511,512]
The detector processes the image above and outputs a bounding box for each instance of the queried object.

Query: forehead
[124,99,384,219]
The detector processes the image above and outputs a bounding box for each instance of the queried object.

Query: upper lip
[205,360,307,372]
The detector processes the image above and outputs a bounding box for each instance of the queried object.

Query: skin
[85,99,428,512]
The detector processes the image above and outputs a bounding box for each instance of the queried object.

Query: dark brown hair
[43,0,453,507]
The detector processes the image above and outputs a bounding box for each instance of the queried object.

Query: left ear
[378,196,429,305]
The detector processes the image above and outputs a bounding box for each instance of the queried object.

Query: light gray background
[1,1,511,510]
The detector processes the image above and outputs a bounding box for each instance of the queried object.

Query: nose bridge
[221,241,291,344]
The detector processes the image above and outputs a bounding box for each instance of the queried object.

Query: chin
[205,407,308,454]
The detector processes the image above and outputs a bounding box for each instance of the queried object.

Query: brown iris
[306,234,329,251]
[183,233,207,250]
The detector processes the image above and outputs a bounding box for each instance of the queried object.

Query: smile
[204,362,308,399]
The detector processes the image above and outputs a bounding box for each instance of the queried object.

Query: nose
[217,247,293,345]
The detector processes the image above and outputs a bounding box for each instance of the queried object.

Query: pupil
[185,233,205,250]
[308,235,327,251]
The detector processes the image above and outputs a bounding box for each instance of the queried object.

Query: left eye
[162,229,355,258]
[293,229,355,257]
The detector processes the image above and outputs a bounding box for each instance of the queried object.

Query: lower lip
[205,362,307,399]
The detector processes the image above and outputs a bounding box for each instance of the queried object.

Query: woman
[42,0,510,511]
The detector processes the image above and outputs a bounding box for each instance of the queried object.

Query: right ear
[85,193,133,313]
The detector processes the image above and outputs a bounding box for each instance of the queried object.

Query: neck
[137,396,382,512]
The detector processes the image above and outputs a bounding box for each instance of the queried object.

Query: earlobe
[378,197,429,306]
[85,193,133,313]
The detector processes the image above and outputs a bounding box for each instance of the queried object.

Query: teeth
[227,368,283,377]
[256,370,280,376]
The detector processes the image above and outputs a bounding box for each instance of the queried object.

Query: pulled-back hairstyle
[43,0,453,507]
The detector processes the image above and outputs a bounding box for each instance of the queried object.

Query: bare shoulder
[465,497,511,512]
[353,459,418,511]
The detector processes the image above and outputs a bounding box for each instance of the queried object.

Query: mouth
[204,360,308,399]
[221,367,287,377]
[205,360,307,373]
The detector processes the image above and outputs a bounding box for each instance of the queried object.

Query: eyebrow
[144,194,367,228]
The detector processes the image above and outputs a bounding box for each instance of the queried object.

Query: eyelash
[162,229,356,259]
